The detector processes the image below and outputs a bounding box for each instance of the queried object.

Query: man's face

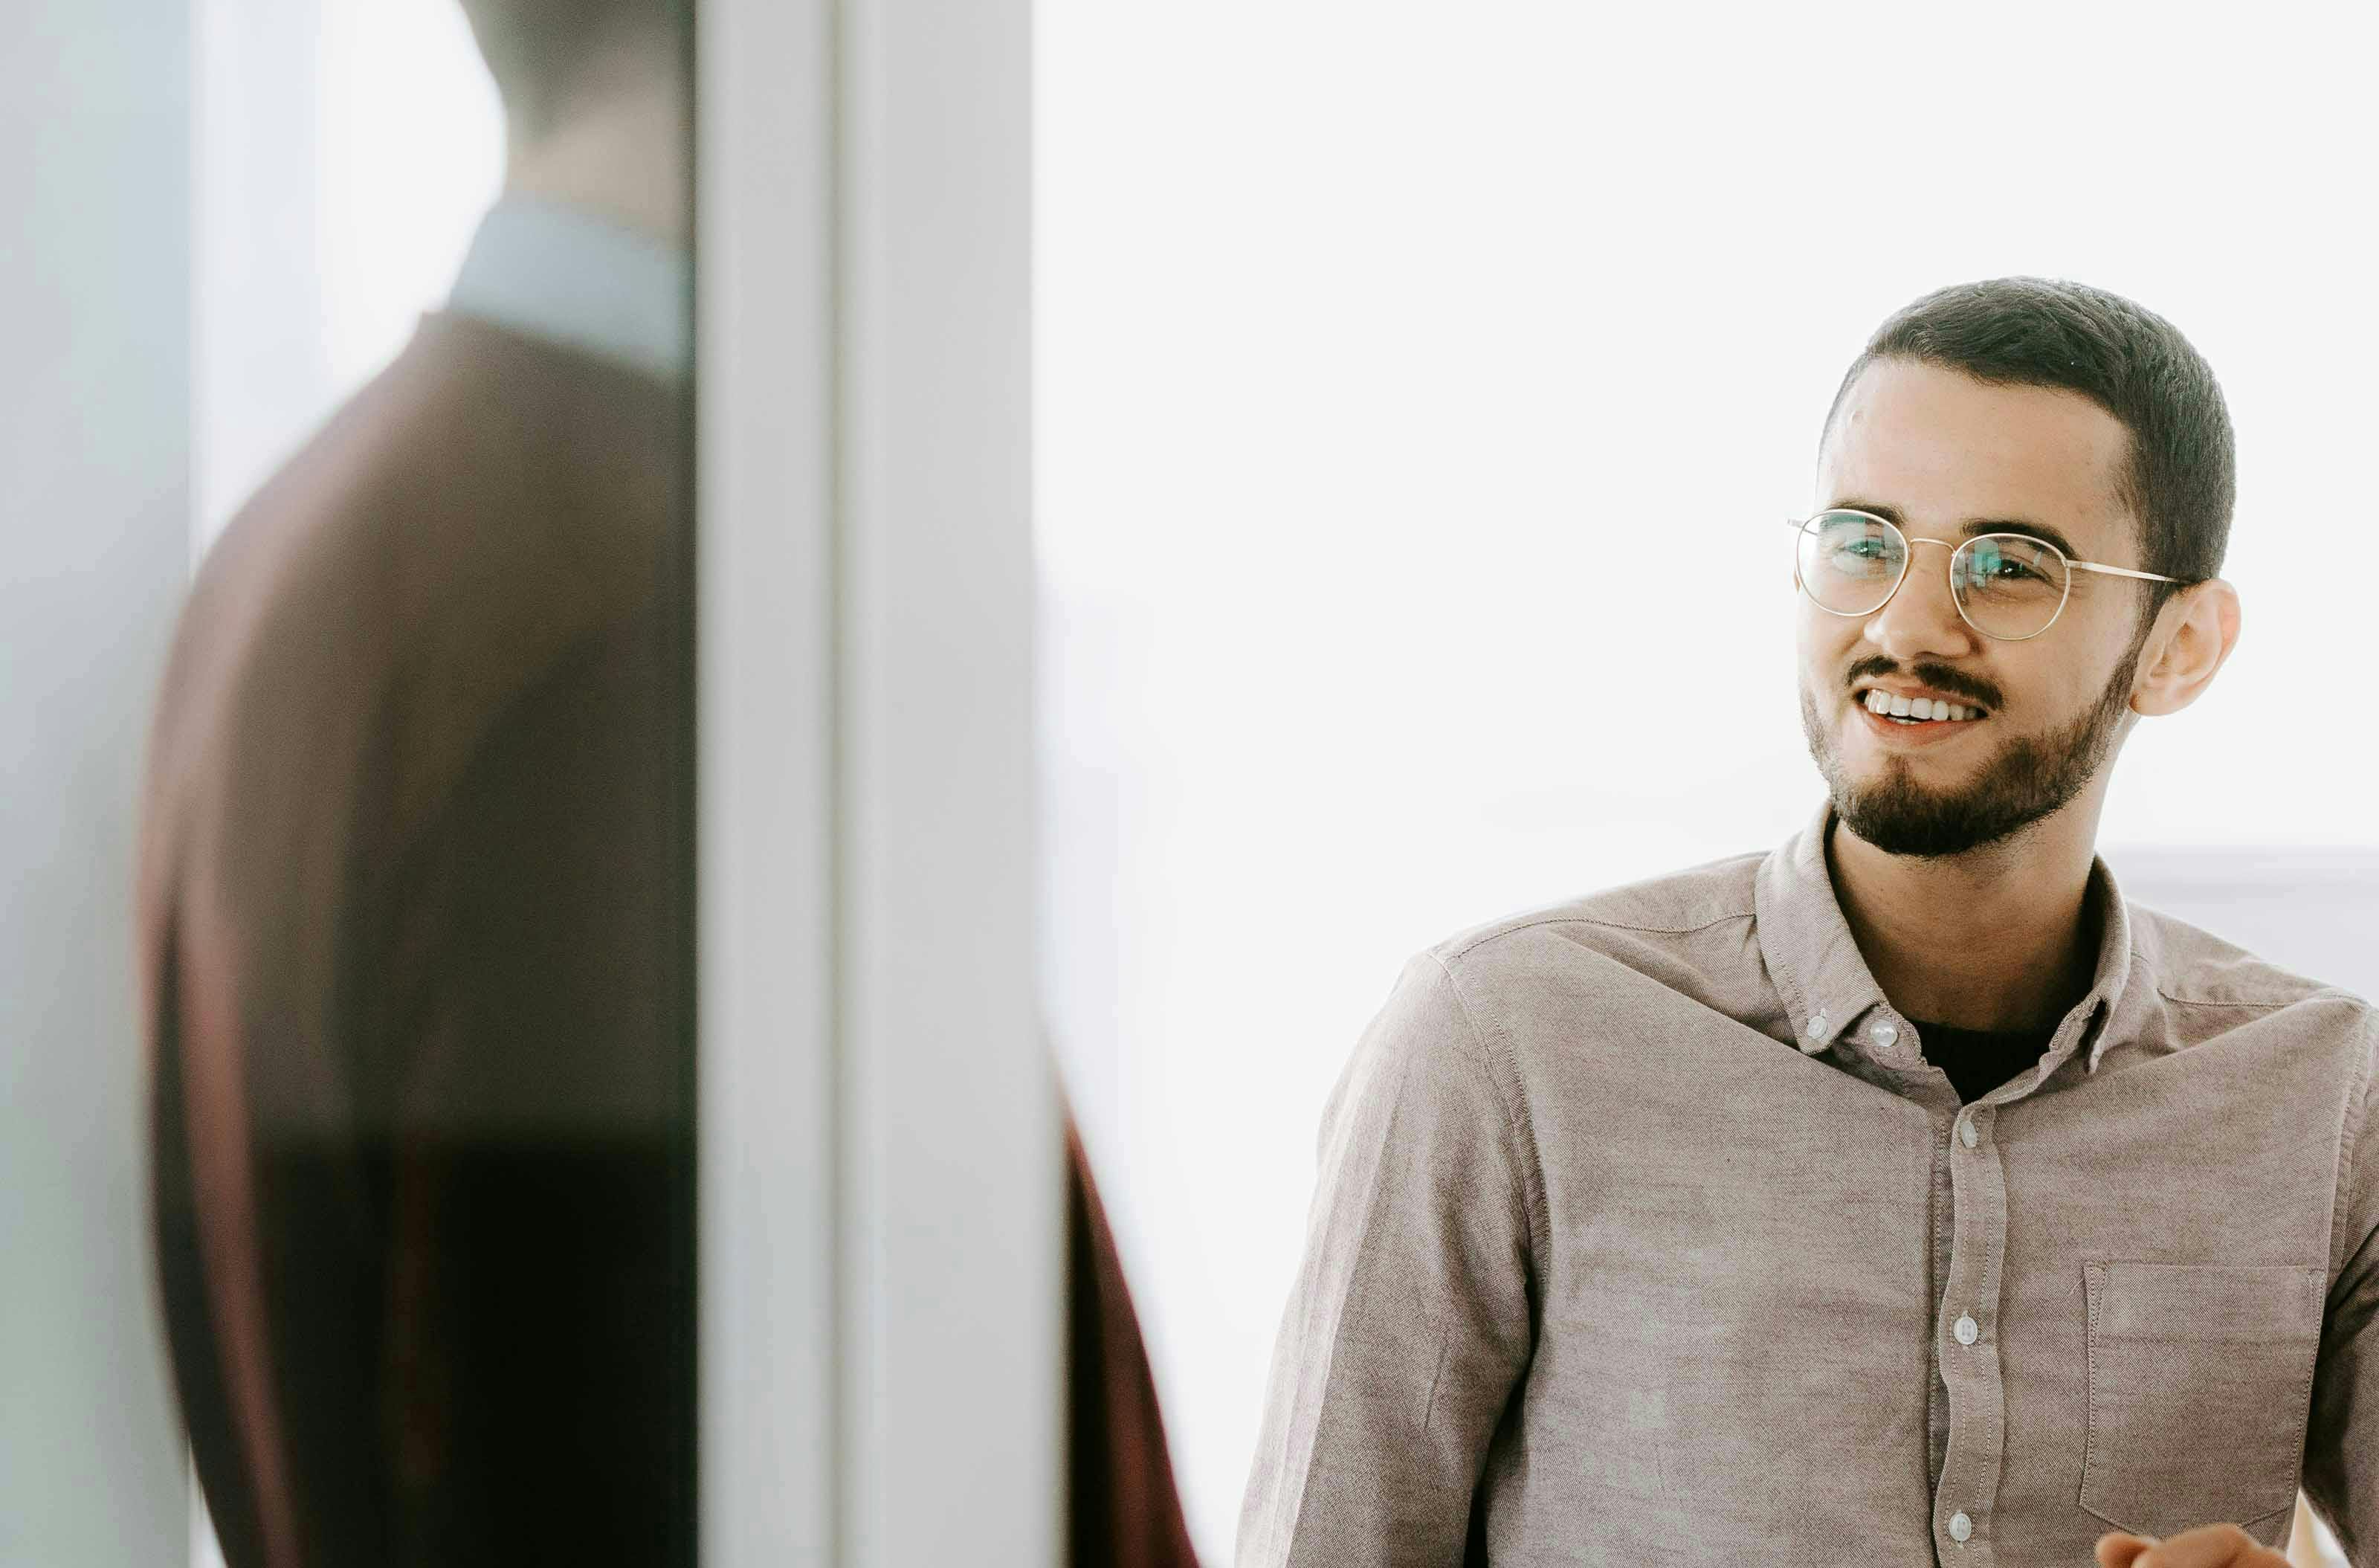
[1797,358,2157,858]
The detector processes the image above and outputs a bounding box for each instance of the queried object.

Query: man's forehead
[1819,358,2134,549]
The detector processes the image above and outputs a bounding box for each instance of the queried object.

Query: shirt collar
[1754,800,2140,1080]
[445,196,688,379]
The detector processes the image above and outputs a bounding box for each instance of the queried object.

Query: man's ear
[2131,578,2241,717]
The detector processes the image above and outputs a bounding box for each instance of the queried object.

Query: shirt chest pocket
[2079,1261,2326,1538]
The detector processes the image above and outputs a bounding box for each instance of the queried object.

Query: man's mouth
[1856,688,1986,726]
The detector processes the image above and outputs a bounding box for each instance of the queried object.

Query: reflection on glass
[157,3,693,1563]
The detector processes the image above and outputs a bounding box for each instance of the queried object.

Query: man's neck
[1825,803,2105,1034]
[503,68,686,248]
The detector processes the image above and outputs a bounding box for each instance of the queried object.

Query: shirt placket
[1838,1004,2000,1562]
[1926,1004,2096,1564]
[1823,1004,1969,1511]
[1931,1088,2010,1564]
[1927,1100,1956,1488]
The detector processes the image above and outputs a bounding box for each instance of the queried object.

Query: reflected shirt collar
[445,196,688,379]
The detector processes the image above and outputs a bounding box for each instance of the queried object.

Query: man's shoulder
[200,314,677,597]
[2123,903,2379,1102]
[152,319,683,870]
[1425,848,1768,980]
[2127,901,2378,1049]
[201,320,675,664]
[2129,902,2372,1013]
[1348,851,1777,1100]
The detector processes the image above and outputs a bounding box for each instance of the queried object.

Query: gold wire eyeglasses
[1786,509,2186,642]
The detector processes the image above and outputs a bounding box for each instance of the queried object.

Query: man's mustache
[1843,656,2005,713]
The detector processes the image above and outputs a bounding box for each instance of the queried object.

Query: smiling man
[1238,279,2375,1567]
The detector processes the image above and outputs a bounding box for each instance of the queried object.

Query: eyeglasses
[1786,509,2185,642]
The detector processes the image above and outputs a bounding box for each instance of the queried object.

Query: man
[1239,279,2374,1567]
[141,3,1198,1564]
[142,3,697,1561]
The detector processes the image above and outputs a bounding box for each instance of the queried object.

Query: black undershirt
[1910,1019,2057,1104]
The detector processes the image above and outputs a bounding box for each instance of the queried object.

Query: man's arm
[1238,954,1540,1568]
[2299,1013,2379,1563]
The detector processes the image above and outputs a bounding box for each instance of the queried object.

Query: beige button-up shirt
[1240,806,2378,1566]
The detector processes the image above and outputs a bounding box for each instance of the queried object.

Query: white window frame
[698,3,1056,1565]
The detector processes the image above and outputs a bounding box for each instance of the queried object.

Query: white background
[194,0,498,546]
[187,3,2379,1561]
[1035,3,2379,1556]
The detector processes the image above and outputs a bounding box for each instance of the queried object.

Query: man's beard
[1799,640,2146,859]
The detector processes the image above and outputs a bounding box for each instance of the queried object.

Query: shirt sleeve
[1238,953,1541,1568]
[2303,1010,2379,1562]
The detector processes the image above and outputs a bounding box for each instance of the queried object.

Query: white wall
[2111,850,2379,1003]
[1035,4,2379,1555]
[0,1,195,1561]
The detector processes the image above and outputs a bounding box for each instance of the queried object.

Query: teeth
[1862,691,1983,723]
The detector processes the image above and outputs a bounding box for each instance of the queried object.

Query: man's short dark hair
[1826,278,2234,610]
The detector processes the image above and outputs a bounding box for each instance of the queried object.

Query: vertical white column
[0,0,193,1561]
[697,0,839,1562]
[838,0,1057,1561]
[700,1,1053,1564]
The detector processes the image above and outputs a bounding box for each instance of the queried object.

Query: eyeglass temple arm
[2066,560,2184,584]
[1786,517,2186,584]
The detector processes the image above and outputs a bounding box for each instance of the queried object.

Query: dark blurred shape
[142,304,695,1565]
[140,2,695,1564]
[1069,1126,1203,1568]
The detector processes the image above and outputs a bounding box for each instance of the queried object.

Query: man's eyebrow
[1824,498,2085,561]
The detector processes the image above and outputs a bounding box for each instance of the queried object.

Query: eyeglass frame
[1784,509,2188,643]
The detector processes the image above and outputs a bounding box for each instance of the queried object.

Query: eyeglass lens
[1797,512,2068,639]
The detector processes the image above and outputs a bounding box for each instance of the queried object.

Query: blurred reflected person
[140,2,1198,1564]
[139,3,697,1563]
[1240,280,2374,1567]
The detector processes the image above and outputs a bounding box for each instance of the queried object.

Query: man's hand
[2094,1525,2290,1568]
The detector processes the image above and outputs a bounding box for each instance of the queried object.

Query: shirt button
[1868,1021,1898,1050]
[1949,1511,1973,1543]
[1807,1012,1830,1039]
[1960,1120,1978,1149]
[1954,1314,1978,1345]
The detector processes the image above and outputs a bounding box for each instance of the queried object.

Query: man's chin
[1831,771,2055,859]
[1803,657,2136,862]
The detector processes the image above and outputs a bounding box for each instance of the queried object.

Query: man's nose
[1864,539,1980,663]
